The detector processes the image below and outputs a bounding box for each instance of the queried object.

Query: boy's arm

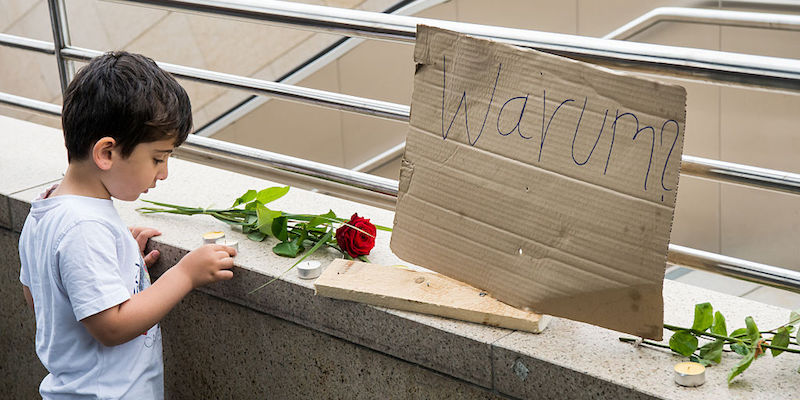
[22,285,34,313]
[81,244,235,347]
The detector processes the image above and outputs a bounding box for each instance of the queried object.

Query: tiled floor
[666,266,800,310]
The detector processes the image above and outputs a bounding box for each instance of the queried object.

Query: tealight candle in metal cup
[216,238,239,253]
[202,231,225,245]
[674,361,705,387]
[297,260,322,279]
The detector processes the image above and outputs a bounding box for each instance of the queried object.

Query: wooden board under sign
[314,259,548,333]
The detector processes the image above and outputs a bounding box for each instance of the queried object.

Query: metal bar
[60,46,410,122]
[0,91,62,116]
[605,7,800,41]
[111,0,800,91]
[682,155,800,195]
[180,134,400,197]
[351,139,800,196]
[0,33,55,54]
[668,244,800,294]
[46,0,74,95]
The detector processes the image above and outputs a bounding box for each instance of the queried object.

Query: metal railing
[0,0,798,293]
[604,6,800,40]
[113,0,800,90]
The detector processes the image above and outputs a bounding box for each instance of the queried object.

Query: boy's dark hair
[62,51,192,162]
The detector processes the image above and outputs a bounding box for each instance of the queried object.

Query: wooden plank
[314,259,549,333]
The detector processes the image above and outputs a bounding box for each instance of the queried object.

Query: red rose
[335,213,377,258]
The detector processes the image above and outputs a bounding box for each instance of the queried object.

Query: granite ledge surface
[1,116,797,400]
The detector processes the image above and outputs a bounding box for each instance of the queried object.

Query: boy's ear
[92,137,116,171]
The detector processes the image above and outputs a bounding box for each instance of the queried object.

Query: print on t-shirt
[134,255,159,345]
[133,256,151,295]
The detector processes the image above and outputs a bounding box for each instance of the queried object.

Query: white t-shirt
[19,195,163,399]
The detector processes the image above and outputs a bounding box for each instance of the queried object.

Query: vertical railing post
[47,0,74,96]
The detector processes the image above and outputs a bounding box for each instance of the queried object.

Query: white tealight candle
[674,362,705,387]
[216,239,239,253]
[296,260,323,280]
[202,231,225,245]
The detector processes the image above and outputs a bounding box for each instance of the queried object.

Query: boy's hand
[176,244,236,288]
[129,226,161,266]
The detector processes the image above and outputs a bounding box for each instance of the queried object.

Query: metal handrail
[112,0,800,92]
[682,156,800,195]
[0,33,54,54]
[604,7,800,40]
[348,143,800,196]
[0,92,61,116]
[668,244,800,293]
[61,46,410,122]
[47,0,73,95]
[181,134,399,197]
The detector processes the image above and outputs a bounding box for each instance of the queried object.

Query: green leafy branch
[620,303,800,383]
[137,186,391,293]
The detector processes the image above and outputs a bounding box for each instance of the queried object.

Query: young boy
[18,51,236,399]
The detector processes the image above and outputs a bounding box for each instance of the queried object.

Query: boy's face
[104,138,174,201]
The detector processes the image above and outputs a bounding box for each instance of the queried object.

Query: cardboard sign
[391,25,686,339]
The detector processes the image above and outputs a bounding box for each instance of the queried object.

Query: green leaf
[232,189,257,207]
[257,186,290,205]
[271,216,289,242]
[727,349,755,383]
[692,302,714,331]
[745,316,761,343]
[307,210,336,230]
[699,339,724,364]
[273,229,307,258]
[711,311,727,336]
[730,328,748,339]
[256,203,282,235]
[247,231,267,242]
[771,327,791,357]
[689,355,712,366]
[669,330,698,357]
[730,342,749,356]
[273,240,301,257]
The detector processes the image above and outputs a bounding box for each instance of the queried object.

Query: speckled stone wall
[0,229,48,398]
[161,290,505,399]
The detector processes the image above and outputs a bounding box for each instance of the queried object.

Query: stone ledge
[2,116,797,399]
